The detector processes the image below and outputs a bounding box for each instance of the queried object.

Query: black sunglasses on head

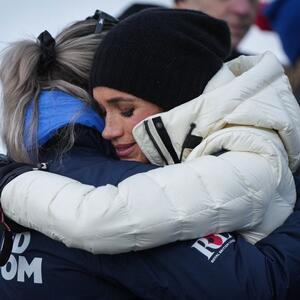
[86,9,119,33]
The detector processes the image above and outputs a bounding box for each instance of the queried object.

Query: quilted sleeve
[0,151,276,254]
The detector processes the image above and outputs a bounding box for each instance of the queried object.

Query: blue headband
[24,90,104,149]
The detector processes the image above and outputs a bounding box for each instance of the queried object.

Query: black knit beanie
[90,8,231,111]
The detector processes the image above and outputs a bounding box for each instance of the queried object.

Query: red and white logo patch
[191,233,235,263]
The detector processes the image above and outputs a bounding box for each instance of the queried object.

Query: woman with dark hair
[1,8,300,300]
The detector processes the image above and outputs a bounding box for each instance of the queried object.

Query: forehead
[93,87,134,104]
[93,86,163,112]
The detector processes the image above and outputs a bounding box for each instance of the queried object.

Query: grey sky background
[0,0,287,153]
[0,0,172,52]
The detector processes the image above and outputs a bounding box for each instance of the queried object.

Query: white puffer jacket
[1,52,300,254]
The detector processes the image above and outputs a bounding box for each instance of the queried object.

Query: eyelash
[121,108,134,118]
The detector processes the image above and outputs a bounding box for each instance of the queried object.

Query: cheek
[131,143,149,163]
[124,113,151,142]
[121,117,142,141]
[130,112,151,129]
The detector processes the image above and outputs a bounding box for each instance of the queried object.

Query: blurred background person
[119,0,259,60]
[265,0,300,103]
[174,0,259,59]
[118,3,163,19]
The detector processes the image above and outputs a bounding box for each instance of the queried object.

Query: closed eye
[121,108,134,118]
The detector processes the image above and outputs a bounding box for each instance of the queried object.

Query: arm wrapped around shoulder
[1,148,290,254]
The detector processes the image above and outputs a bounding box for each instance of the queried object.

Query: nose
[102,116,123,141]
[232,0,256,16]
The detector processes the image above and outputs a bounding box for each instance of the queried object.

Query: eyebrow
[106,97,135,106]
[97,97,136,115]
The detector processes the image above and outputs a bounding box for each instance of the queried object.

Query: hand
[0,154,35,196]
[0,154,36,266]
[0,154,38,232]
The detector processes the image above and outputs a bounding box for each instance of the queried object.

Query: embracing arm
[0,151,278,254]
